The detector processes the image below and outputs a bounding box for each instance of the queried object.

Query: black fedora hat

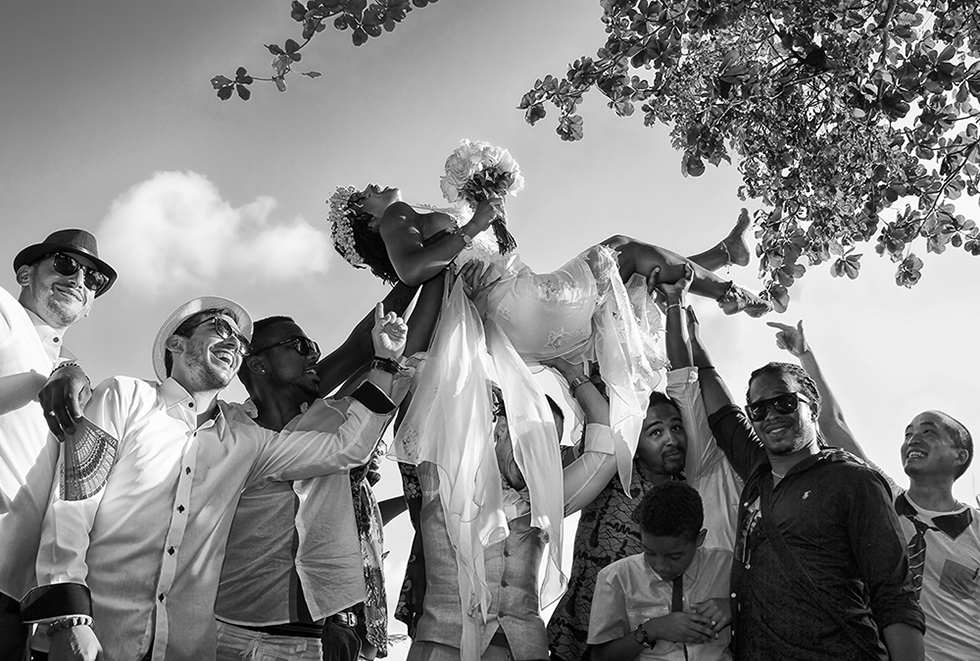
[13,229,117,297]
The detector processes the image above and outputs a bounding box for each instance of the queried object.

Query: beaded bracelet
[46,615,93,637]
[567,374,591,396]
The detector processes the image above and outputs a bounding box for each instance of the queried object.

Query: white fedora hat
[151,296,252,382]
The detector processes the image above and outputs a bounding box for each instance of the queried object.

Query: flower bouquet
[440,139,525,254]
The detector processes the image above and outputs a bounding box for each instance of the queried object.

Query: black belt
[0,592,20,614]
[236,621,323,638]
[329,611,358,628]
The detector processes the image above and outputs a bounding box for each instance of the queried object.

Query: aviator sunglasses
[745,392,812,422]
[49,252,110,295]
[251,336,321,361]
[182,316,251,356]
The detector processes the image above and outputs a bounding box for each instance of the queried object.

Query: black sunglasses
[49,253,109,295]
[251,336,321,360]
[745,392,812,422]
[183,316,251,356]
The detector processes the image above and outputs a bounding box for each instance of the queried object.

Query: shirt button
[731,592,737,598]
[177,505,185,513]
[168,546,175,555]
[500,579,509,588]
[185,467,191,475]
[53,337,60,343]
[158,594,165,602]
[188,402,194,409]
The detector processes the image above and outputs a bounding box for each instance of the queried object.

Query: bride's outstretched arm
[380,198,500,286]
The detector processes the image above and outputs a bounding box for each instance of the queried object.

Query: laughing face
[18,255,95,329]
[636,401,688,477]
[902,411,968,480]
[746,371,818,457]
[177,315,246,392]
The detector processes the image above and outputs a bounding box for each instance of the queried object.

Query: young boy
[588,481,734,661]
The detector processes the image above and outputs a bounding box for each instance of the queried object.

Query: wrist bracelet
[46,615,93,637]
[567,374,590,395]
[51,361,87,380]
[664,302,684,314]
[451,225,474,249]
[371,357,405,375]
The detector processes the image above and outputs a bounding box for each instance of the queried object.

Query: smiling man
[767,320,979,661]
[0,229,115,659]
[689,321,925,660]
[22,296,411,661]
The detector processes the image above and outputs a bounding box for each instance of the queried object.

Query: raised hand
[458,259,500,293]
[39,364,92,441]
[658,263,694,304]
[371,302,408,361]
[539,355,584,382]
[766,319,809,357]
[693,597,732,636]
[468,196,504,234]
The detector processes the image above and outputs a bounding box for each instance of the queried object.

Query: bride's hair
[349,206,400,284]
[328,185,400,284]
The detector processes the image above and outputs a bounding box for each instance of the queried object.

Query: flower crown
[327,186,365,269]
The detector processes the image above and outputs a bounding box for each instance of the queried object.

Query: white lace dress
[392,225,666,661]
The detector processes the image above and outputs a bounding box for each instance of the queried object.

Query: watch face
[633,625,651,647]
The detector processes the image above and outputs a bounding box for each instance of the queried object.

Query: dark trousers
[321,616,361,661]
[0,592,27,661]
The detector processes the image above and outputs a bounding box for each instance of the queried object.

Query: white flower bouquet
[440,139,524,253]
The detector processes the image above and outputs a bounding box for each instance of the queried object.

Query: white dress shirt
[669,367,742,551]
[0,285,68,600]
[26,375,397,661]
[214,406,366,626]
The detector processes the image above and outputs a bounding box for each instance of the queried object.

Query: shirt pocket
[939,558,980,600]
[627,604,670,630]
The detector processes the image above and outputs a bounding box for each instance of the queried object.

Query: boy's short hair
[636,481,704,541]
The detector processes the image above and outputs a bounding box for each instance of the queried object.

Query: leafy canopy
[215,0,980,307]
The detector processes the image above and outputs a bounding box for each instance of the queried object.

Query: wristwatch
[633,624,654,648]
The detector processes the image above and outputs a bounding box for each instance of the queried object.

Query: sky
[2,1,979,655]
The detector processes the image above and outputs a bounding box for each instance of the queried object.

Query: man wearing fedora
[21,296,412,661]
[0,229,116,659]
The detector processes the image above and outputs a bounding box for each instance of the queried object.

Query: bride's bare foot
[721,209,752,268]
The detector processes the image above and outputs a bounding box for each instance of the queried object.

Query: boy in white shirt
[588,481,733,661]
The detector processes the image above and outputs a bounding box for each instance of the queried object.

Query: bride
[327,179,761,647]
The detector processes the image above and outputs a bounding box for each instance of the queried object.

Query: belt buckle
[342,611,357,628]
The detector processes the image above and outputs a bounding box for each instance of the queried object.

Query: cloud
[96,171,331,294]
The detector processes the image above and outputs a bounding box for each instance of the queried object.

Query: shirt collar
[25,306,68,363]
[160,377,226,435]
[894,491,974,539]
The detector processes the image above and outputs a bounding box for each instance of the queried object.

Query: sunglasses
[251,336,321,360]
[49,252,109,295]
[745,392,812,422]
[182,316,251,356]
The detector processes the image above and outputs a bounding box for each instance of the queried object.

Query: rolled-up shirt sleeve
[563,423,617,516]
[847,468,926,633]
[23,378,129,622]
[249,382,397,484]
[587,567,631,645]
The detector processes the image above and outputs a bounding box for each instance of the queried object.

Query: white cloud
[96,171,331,294]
